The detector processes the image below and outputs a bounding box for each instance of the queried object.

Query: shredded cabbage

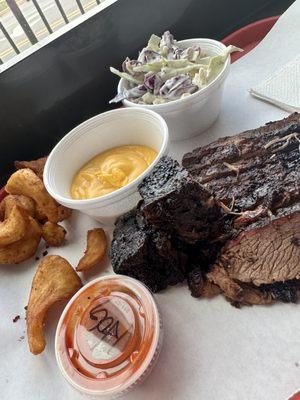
[109,67,142,85]
[133,60,165,73]
[147,34,161,51]
[109,33,243,105]
[193,67,208,88]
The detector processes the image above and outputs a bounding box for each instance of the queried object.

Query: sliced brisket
[183,113,300,176]
[183,113,300,305]
[207,204,300,305]
[182,113,300,214]
[111,156,228,293]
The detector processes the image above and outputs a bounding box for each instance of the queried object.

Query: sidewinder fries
[76,228,107,271]
[42,222,66,247]
[14,156,47,180]
[0,205,27,246]
[26,255,82,355]
[0,194,35,219]
[0,216,42,264]
[5,169,70,223]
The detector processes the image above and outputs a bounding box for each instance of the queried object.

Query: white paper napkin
[249,54,300,112]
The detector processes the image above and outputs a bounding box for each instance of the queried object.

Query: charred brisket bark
[138,156,224,244]
[261,281,300,303]
[111,208,188,292]
[111,157,227,292]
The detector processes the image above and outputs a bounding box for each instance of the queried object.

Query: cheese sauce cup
[55,275,163,398]
[44,108,169,225]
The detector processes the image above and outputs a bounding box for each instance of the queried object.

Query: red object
[288,392,300,400]
[222,16,280,62]
[0,187,7,202]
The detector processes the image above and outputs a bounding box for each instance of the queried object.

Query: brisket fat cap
[207,206,300,305]
[138,156,224,244]
[182,113,300,215]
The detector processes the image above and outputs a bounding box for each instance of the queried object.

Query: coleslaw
[109,31,242,105]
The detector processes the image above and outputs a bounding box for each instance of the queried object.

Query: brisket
[207,204,300,305]
[188,268,221,299]
[111,155,228,292]
[182,113,300,214]
[183,113,300,305]
[138,156,224,244]
[111,208,188,292]
[111,114,300,305]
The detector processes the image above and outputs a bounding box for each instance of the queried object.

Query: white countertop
[1,2,300,399]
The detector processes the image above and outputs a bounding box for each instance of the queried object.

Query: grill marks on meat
[183,113,300,306]
[182,113,300,214]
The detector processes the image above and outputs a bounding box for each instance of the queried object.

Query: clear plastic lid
[55,275,162,397]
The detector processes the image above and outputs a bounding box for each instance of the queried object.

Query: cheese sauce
[70,145,157,200]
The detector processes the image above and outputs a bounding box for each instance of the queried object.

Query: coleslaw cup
[118,38,230,141]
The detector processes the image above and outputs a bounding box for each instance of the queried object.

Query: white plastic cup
[43,108,169,224]
[118,38,230,141]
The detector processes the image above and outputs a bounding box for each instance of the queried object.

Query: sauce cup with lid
[55,275,163,398]
[43,108,169,224]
